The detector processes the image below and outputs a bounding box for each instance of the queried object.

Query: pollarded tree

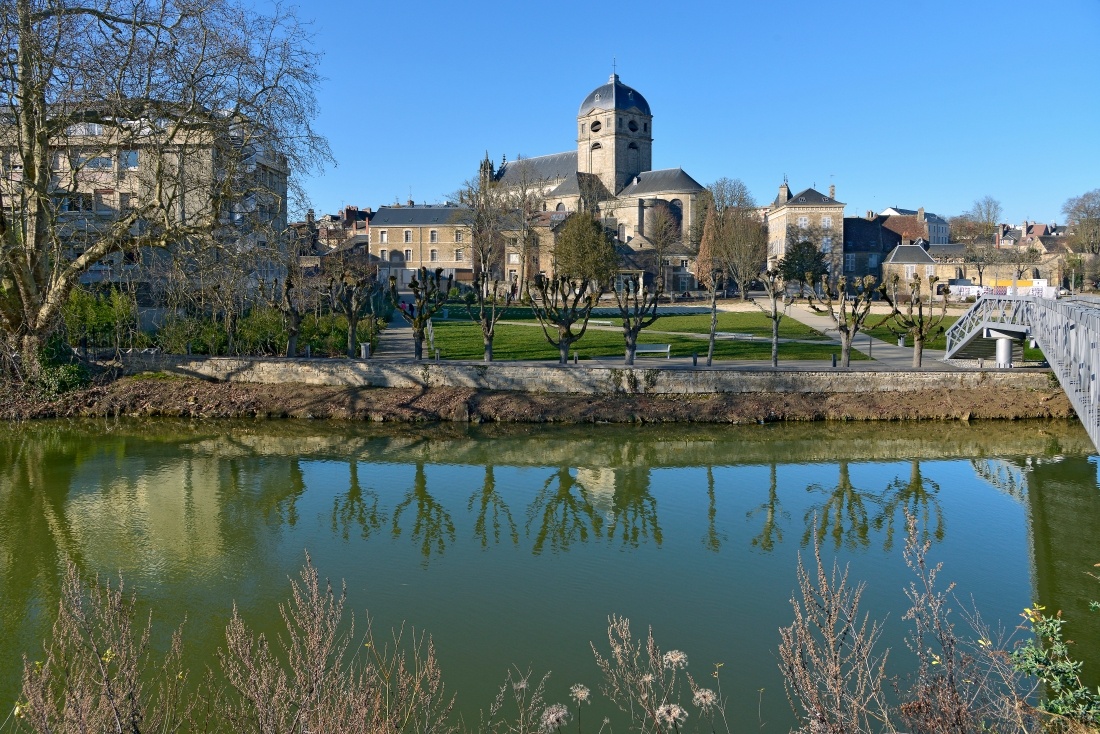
[329,272,381,359]
[529,274,603,365]
[809,274,877,368]
[0,0,329,375]
[463,271,513,362]
[613,275,661,366]
[755,268,794,368]
[879,273,949,368]
[387,267,452,361]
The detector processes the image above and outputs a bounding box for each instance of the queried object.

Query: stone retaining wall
[120,354,1056,396]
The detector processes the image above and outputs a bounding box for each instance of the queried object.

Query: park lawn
[649,311,828,339]
[431,322,865,362]
[863,315,959,351]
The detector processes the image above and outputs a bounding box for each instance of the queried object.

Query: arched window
[429,229,438,243]
[556,202,565,212]
[591,142,602,150]
[627,142,639,150]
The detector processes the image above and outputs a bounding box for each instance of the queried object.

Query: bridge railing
[944,295,1032,357]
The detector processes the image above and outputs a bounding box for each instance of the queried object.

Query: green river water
[1,419,1099,731]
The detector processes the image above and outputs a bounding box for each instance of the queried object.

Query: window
[868,254,879,268]
[797,216,809,229]
[454,248,464,262]
[845,254,855,271]
[429,229,438,243]
[590,120,602,133]
[821,237,832,253]
[905,265,917,279]
[403,230,412,243]
[628,120,638,132]
[925,265,935,277]
[379,249,388,261]
[78,153,112,170]
[69,193,93,212]
[403,249,412,261]
[119,192,134,211]
[680,259,689,268]
[821,216,832,229]
[508,253,520,264]
[556,203,565,212]
[429,249,439,262]
[120,150,138,170]
[94,189,113,213]
[379,230,388,244]
[455,230,463,243]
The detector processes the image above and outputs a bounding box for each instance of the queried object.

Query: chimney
[866,210,874,220]
[777,182,791,204]
[828,184,835,199]
[917,207,925,221]
[407,199,415,207]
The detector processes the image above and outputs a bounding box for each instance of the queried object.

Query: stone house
[880,206,949,244]
[765,182,845,271]
[842,214,902,282]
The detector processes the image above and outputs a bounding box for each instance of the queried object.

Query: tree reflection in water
[332,460,386,541]
[748,463,785,552]
[803,461,875,551]
[392,463,455,562]
[876,459,944,550]
[608,466,662,549]
[468,465,518,548]
[527,467,603,555]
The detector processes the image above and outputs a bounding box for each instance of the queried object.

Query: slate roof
[884,243,936,264]
[578,74,651,117]
[618,168,704,196]
[496,151,577,185]
[370,205,469,227]
[928,244,966,259]
[547,171,615,201]
[775,187,844,207]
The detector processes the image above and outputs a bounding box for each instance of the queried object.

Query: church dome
[578,74,651,117]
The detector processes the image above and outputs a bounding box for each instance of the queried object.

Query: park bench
[716,332,755,341]
[589,319,613,327]
[635,343,671,358]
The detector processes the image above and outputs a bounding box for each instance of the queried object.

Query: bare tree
[644,202,679,298]
[963,242,998,286]
[329,271,382,359]
[707,178,766,300]
[755,268,793,368]
[454,167,508,286]
[0,0,329,374]
[387,267,452,361]
[966,196,1004,241]
[1063,189,1100,254]
[809,274,878,368]
[464,271,513,362]
[879,273,949,368]
[612,275,661,366]
[501,157,546,291]
[529,274,603,365]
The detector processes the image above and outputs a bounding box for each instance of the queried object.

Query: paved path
[373,310,415,358]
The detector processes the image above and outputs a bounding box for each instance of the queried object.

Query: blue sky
[295,0,1099,226]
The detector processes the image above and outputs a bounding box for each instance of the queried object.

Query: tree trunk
[346,314,359,358]
[414,331,424,361]
[840,332,852,368]
[558,339,570,365]
[912,336,924,369]
[706,289,718,366]
[771,312,780,368]
[20,333,43,380]
[286,312,302,357]
[624,329,637,366]
[483,334,493,362]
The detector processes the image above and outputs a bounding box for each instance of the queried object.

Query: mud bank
[3,375,1075,423]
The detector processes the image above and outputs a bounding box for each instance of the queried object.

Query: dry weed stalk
[16,563,191,733]
[777,537,891,734]
[478,667,552,734]
[215,554,455,734]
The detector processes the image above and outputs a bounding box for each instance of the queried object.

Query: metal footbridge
[945,295,1100,450]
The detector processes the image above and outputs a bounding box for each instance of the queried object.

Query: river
[1,419,1097,731]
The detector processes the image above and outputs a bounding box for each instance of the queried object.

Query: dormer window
[594,92,601,102]
[798,197,806,202]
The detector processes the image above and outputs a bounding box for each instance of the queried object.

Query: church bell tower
[576,74,653,194]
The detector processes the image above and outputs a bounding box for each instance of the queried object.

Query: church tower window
[590,121,602,133]
[628,120,638,132]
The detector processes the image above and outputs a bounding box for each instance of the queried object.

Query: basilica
[487,74,705,247]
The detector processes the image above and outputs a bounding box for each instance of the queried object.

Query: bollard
[573,351,578,365]
[443,308,448,319]
[978,358,984,369]
[692,351,698,368]
[898,336,905,348]
[868,335,872,358]
[360,342,369,359]
[186,341,191,356]
[305,344,311,358]
[832,353,837,368]
[435,349,440,363]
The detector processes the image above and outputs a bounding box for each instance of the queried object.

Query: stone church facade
[486,74,705,246]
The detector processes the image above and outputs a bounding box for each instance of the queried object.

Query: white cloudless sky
[288,0,1100,226]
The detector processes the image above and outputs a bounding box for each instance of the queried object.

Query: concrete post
[360,342,369,359]
[996,337,1013,368]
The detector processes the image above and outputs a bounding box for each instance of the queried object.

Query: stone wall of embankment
[120,353,1057,396]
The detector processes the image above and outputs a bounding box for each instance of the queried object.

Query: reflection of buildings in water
[575,467,619,519]
[66,455,226,577]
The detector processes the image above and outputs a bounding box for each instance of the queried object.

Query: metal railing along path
[945,295,1100,451]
